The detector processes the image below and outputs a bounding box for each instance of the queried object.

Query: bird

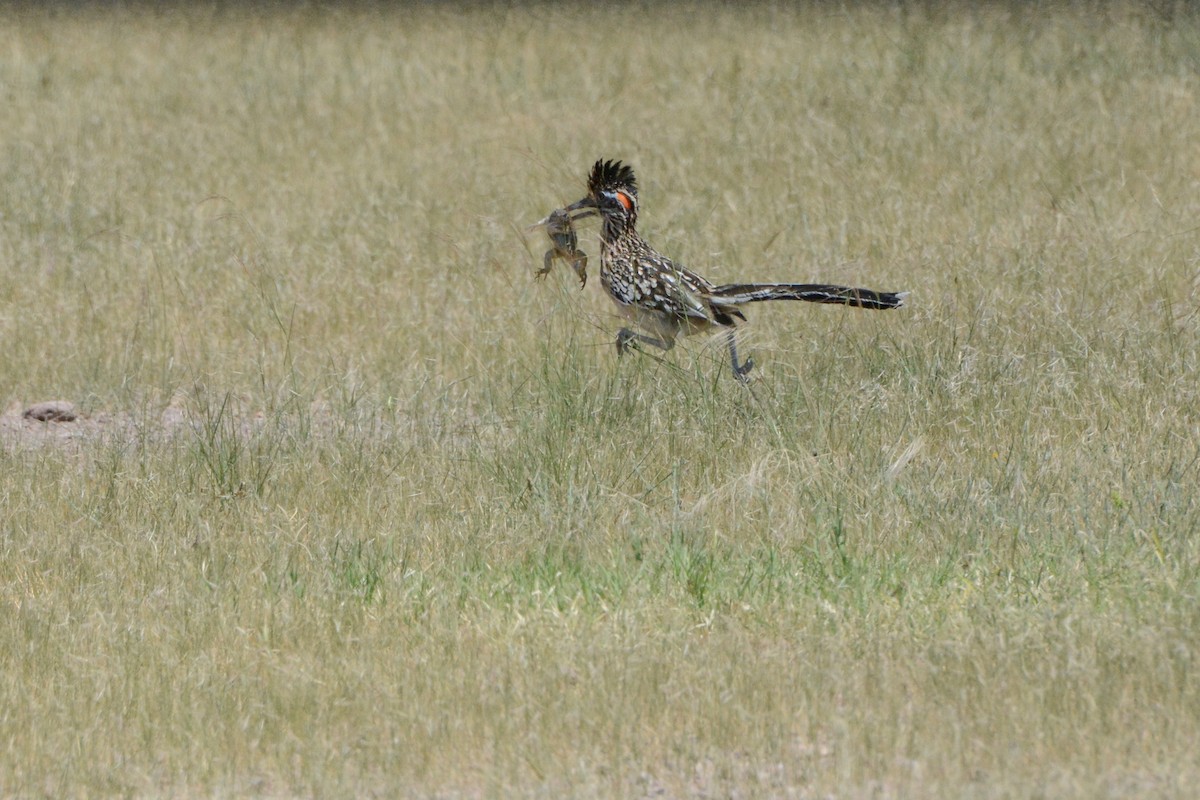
[558,159,908,382]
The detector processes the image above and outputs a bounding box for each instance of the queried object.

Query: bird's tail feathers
[710,283,907,310]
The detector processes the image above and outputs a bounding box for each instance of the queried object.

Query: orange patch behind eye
[616,191,633,211]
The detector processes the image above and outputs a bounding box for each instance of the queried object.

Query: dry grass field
[2,2,1199,796]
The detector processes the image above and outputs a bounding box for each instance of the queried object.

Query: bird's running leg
[616,328,674,357]
[726,330,754,383]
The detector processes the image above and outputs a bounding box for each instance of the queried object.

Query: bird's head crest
[588,159,637,198]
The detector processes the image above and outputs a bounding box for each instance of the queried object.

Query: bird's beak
[527,197,598,233]
[564,196,598,218]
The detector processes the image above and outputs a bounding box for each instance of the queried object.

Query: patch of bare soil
[1,397,476,453]
[1,399,194,452]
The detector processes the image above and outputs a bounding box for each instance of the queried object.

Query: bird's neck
[601,215,636,246]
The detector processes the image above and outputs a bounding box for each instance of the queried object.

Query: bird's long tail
[710,283,907,310]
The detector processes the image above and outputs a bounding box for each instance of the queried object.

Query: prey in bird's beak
[528,204,593,289]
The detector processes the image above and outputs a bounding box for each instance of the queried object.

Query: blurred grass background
[2,2,1199,796]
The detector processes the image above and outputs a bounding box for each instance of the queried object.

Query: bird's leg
[726,330,754,383]
[616,328,674,357]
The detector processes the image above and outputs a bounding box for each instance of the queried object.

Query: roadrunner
[561,159,907,381]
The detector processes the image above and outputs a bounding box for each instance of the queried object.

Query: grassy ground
[2,2,1199,796]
